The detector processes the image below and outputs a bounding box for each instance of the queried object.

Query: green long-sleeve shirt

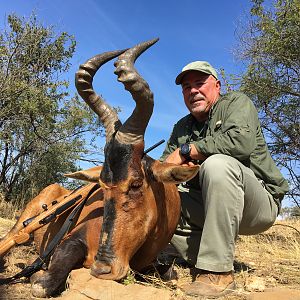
[160,91,289,207]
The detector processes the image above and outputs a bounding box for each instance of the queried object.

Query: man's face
[181,71,221,121]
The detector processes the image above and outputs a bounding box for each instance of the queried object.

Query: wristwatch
[180,143,192,161]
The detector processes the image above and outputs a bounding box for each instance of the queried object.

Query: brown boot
[181,269,236,298]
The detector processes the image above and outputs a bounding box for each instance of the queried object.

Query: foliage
[280,206,300,219]
[234,0,300,206]
[0,14,103,207]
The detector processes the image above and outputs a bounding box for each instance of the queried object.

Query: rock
[58,268,173,300]
[245,276,266,292]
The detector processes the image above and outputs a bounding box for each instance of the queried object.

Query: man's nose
[190,86,199,94]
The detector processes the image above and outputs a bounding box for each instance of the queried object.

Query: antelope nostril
[90,262,112,277]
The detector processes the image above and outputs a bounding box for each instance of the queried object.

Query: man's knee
[200,154,241,184]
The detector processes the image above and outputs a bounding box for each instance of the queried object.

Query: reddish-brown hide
[0,39,198,298]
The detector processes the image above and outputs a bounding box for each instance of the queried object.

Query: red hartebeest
[0,39,198,297]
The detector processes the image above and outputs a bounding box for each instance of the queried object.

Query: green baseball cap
[175,61,218,85]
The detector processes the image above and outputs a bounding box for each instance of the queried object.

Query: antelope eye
[130,180,142,190]
[127,180,143,198]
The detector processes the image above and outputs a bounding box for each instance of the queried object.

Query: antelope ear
[150,161,199,184]
[64,166,102,182]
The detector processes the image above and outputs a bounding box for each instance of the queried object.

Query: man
[160,61,289,298]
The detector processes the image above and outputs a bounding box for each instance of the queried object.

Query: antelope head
[72,39,198,280]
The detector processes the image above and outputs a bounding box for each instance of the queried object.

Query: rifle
[0,183,99,257]
[0,183,100,284]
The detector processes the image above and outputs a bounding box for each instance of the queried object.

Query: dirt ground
[0,217,299,300]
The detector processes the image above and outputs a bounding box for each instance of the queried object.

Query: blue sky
[1,0,251,160]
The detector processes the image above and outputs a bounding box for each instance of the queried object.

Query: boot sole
[205,281,236,299]
[184,281,236,298]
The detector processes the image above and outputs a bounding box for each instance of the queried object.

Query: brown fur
[0,158,197,297]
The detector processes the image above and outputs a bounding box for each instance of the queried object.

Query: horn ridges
[114,38,159,144]
[75,50,126,142]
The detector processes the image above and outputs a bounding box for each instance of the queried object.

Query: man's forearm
[190,144,207,161]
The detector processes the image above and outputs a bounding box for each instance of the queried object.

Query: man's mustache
[189,94,205,102]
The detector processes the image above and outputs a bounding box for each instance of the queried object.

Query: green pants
[171,154,278,272]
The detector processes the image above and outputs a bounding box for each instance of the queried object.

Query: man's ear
[149,161,199,184]
[64,166,102,182]
[216,79,221,92]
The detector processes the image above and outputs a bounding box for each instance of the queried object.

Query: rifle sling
[0,183,100,285]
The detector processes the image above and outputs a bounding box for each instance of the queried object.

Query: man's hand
[165,144,206,165]
[165,148,186,165]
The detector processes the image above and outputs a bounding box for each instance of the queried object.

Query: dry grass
[234,219,300,289]
[0,218,299,299]
[0,193,20,221]
[0,227,36,299]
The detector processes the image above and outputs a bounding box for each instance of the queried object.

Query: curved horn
[75,50,126,142]
[114,38,159,144]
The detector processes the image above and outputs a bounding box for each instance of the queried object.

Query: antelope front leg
[30,233,86,298]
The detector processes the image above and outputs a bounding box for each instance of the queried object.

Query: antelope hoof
[30,271,57,298]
